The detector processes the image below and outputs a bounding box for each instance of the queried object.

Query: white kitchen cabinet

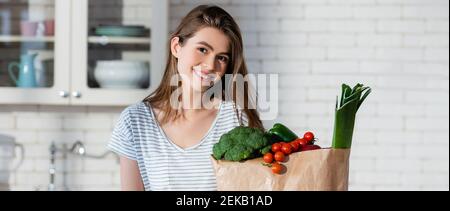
[0,0,71,105]
[0,0,169,106]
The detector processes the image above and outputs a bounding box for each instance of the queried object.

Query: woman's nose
[200,65,214,75]
[204,56,216,72]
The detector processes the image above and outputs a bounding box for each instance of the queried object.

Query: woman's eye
[218,56,228,63]
[198,48,208,54]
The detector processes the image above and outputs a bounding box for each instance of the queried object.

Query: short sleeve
[107,108,137,161]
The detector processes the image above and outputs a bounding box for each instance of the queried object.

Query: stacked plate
[94,25,149,37]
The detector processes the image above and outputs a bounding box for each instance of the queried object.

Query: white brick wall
[0,0,448,191]
[170,0,449,191]
[0,108,122,191]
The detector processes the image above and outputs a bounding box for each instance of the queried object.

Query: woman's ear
[171,37,182,58]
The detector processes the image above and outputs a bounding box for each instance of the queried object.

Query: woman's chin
[192,80,214,92]
[192,84,211,93]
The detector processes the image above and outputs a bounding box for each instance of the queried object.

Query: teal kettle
[8,53,38,88]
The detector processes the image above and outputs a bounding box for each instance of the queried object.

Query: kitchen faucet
[48,141,119,191]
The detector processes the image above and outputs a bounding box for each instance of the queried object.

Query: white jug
[29,50,54,87]
[0,134,24,191]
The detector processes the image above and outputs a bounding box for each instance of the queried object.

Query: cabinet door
[0,0,71,105]
[70,0,168,106]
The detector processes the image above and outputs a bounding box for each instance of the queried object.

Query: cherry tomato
[290,141,300,152]
[303,132,315,142]
[281,143,293,155]
[271,162,283,174]
[263,153,274,164]
[297,138,309,146]
[301,144,321,151]
[271,143,282,153]
[274,151,285,162]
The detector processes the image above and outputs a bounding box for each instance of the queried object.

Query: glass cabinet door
[71,0,168,106]
[0,0,71,104]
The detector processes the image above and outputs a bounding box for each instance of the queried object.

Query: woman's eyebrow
[197,41,230,56]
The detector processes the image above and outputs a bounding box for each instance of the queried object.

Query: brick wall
[0,105,123,191]
[171,0,449,191]
[0,0,448,191]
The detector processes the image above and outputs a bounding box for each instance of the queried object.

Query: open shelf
[0,35,55,43]
[0,35,150,45]
[88,36,150,45]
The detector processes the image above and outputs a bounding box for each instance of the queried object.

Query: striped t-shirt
[108,100,248,191]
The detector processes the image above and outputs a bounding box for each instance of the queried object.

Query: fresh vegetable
[274,151,285,162]
[271,143,282,153]
[271,162,284,174]
[290,141,300,152]
[332,84,371,149]
[297,138,309,146]
[296,132,316,145]
[268,123,298,142]
[303,132,314,142]
[281,143,293,155]
[213,126,274,161]
[301,145,321,151]
[260,145,272,155]
[261,130,322,174]
[215,123,324,175]
[263,153,273,164]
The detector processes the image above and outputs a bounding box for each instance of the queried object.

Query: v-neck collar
[147,101,223,152]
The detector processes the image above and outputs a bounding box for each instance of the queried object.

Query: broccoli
[259,145,272,155]
[213,126,275,161]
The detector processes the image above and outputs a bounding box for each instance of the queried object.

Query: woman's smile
[193,65,215,84]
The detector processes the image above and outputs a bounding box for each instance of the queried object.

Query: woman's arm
[119,156,145,191]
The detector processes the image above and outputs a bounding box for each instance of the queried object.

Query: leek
[332,84,372,149]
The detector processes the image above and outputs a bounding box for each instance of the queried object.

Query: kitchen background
[0,0,448,191]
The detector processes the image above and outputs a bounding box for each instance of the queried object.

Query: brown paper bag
[211,148,350,191]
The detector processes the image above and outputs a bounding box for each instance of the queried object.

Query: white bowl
[94,61,150,89]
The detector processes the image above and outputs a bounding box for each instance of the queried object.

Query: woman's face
[171,27,231,93]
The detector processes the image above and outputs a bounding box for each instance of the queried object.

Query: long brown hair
[143,5,264,130]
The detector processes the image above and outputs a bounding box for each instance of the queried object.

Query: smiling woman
[171,27,231,93]
[145,5,262,127]
[108,5,263,191]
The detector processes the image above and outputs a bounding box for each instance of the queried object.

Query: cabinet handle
[59,91,69,98]
[72,91,82,98]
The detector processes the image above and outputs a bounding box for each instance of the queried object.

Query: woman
[108,5,263,191]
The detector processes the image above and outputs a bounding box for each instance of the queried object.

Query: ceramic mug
[20,21,38,36]
[44,19,54,36]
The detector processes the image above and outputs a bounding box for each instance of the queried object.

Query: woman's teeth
[193,69,214,81]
